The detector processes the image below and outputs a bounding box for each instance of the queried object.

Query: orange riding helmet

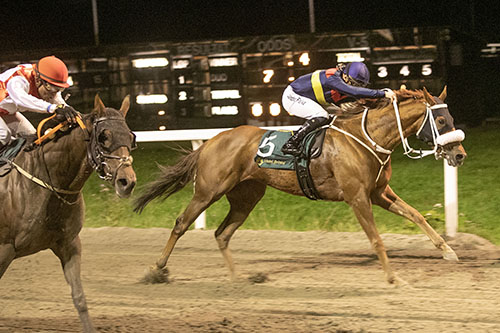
[34,56,70,88]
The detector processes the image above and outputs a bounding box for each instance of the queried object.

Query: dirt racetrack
[1,227,500,333]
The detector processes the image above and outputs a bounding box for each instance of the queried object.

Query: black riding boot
[281,117,330,156]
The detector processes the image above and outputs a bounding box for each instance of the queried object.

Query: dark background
[1,1,498,51]
[1,1,499,126]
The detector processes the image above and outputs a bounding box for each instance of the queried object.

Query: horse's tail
[133,147,202,213]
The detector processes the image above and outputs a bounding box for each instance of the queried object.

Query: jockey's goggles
[346,75,368,88]
[42,80,65,93]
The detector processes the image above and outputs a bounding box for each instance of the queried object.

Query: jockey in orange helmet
[0,55,80,149]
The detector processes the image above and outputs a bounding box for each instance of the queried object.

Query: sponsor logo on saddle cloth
[254,129,325,170]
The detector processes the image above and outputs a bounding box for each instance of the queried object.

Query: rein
[329,118,391,183]
[34,114,87,145]
[9,160,81,205]
[329,99,465,184]
[7,117,89,204]
[10,115,133,204]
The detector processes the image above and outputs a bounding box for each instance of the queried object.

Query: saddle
[0,137,27,177]
[254,128,327,200]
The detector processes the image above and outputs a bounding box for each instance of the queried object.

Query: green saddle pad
[254,130,318,170]
[0,138,27,177]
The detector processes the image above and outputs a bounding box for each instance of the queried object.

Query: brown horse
[134,87,466,286]
[0,95,136,333]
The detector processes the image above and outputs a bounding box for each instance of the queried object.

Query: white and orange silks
[0,64,65,146]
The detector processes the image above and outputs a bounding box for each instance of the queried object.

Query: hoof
[443,248,459,262]
[247,272,269,284]
[388,273,410,288]
[140,266,170,284]
[393,277,412,289]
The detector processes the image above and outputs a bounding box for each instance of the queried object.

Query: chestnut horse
[0,95,136,333]
[134,87,466,286]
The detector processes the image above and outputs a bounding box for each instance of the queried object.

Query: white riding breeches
[282,85,329,120]
[0,113,36,146]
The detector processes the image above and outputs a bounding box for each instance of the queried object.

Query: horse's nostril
[456,154,465,161]
[117,178,128,187]
[117,178,136,190]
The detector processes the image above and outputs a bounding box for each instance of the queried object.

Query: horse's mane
[336,89,425,119]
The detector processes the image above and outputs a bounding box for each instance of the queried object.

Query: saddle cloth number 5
[257,135,277,157]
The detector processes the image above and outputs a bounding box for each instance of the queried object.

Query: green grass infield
[82,125,500,245]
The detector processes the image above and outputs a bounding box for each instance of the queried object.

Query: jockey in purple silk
[281,61,396,156]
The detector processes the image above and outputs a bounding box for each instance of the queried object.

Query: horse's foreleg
[215,180,266,281]
[51,236,95,333]
[348,193,408,286]
[0,243,16,278]
[372,185,458,261]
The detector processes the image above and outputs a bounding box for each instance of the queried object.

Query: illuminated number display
[262,69,274,83]
[376,63,435,79]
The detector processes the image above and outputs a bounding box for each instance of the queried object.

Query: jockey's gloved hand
[383,89,397,102]
[55,104,80,124]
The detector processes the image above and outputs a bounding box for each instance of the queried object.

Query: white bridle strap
[430,103,448,109]
[329,116,391,183]
[393,100,439,159]
[361,108,393,154]
[328,99,464,184]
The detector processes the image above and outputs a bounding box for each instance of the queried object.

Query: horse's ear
[438,86,447,102]
[422,87,435,105]
[93,94,106,117]
[119,95,130,117]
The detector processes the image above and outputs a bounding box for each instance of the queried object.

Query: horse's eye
[98,130,112,148]
[437,117,446,126]
[98,131,108,143]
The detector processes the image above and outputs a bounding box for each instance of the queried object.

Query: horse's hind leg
[51,236,95,333]
[0,243,16,278]
[154,190,218,272]
[372,185,458,261]
[215,180,266,281]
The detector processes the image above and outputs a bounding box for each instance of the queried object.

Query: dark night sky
[1,0,499,52]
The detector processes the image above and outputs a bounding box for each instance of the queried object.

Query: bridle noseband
[403,101,465,159]
[87,116,136,182]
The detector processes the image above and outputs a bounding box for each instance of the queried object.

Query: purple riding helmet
[343,62,370,87]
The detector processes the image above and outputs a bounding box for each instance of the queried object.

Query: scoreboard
[0,27,453,130]
[116,29,448,130]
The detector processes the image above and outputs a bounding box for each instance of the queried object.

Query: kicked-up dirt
[1,227,500,332]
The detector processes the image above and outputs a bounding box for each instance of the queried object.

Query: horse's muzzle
[442,143,467,167]
[114,169,136,198]
[113,157,136,198]
[436,129,466,167]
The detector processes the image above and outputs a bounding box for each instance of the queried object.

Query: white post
[191,140,206,229]
[444,160,458,238]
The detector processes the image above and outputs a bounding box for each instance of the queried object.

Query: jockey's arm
[326,75,386,99]
[5,76,59,114]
